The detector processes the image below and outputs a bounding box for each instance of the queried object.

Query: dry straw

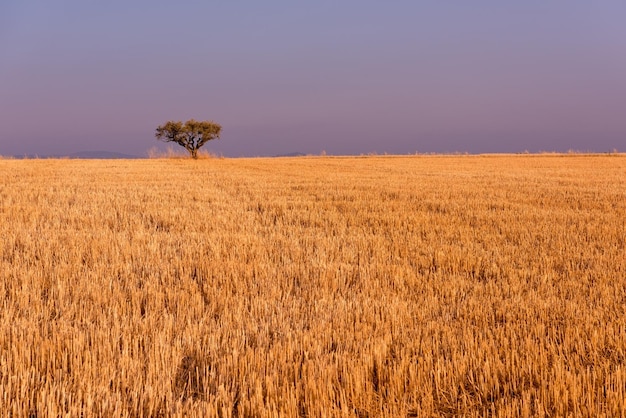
[0,155,625,416]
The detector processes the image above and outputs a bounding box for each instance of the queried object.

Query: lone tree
[155,119,222,159]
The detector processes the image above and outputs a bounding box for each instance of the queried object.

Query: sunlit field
[1,155,625,417]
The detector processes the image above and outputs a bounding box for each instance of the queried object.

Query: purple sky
[1,1,625,157]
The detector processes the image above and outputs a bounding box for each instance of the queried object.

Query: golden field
[0,154,625,417]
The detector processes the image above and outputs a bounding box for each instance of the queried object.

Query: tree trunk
[190,149,198,159]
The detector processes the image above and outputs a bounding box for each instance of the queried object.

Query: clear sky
[1,1,625,157]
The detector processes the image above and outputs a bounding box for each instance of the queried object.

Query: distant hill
[66,151,141,159]
[274,152,307,157]
[9,150,142,159]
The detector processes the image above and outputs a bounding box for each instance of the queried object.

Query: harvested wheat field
[0,154,625,417]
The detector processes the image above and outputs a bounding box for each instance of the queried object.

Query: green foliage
[155,119,222,159]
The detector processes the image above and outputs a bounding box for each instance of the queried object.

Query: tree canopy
[155,119,222,159]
